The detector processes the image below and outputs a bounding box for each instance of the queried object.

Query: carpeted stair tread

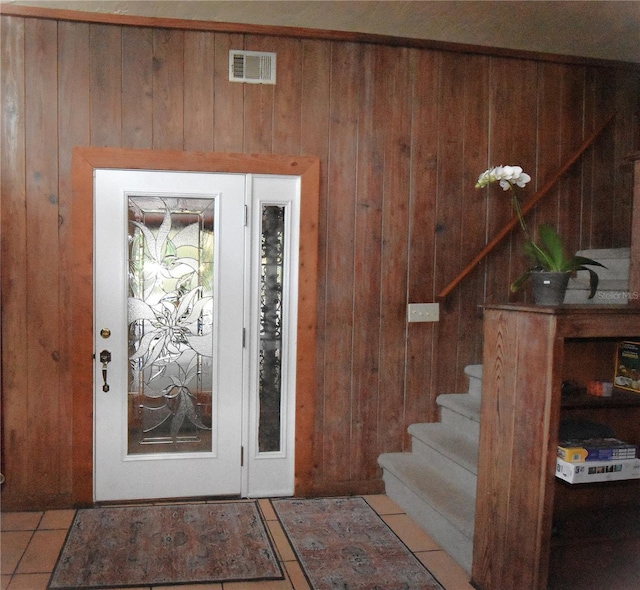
[378,452,475,540]
[408,422,478,475]
[436,393,481,423]
[565,247,630,304]
[574,246,629,262]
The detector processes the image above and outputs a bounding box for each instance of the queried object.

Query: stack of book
[555,438,640,484]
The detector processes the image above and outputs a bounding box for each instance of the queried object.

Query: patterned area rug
[48,502,283,589]
[272,497,445,590]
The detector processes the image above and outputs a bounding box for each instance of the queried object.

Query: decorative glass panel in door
[258,205,285,453]
[127,196,214,454]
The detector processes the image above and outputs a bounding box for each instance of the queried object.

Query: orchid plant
[475,165,532,236]
[476,165,605,297]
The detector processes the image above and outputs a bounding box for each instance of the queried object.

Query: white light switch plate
[407,303,440,323]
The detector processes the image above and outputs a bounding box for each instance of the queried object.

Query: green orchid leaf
[537,224,565,269]
[524,240,555,270]
[572,256,607,269]
[510,270,531,293]
[575,266,600,298]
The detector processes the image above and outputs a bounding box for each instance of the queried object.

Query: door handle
[99,350,112,392]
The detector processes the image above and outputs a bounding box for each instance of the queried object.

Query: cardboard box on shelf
[615,341,640,393]
[557,438,637,462]
[555,457,640,484]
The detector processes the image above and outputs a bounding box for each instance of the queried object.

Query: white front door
[94,170,245,502]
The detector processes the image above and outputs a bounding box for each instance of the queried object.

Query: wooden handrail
[437,111,616,300]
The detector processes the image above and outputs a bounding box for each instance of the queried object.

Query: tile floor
[1,495,474,590]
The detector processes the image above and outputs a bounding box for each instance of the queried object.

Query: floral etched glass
[127,196,214,454]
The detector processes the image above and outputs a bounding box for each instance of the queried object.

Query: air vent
[229,50,276,84]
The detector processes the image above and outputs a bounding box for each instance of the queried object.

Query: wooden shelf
[552,505,640,547]
[561,388,640,409]
[471,304,640,590]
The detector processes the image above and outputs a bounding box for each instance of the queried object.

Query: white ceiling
[5,0,640,64]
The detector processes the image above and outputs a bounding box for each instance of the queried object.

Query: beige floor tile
[154,584,221,589]
[258,498,277,521]
[381,513,441,552]
[1,512,42,532]
[363,494,403,515]
[15,529,67,574]
[38,509,75,530]
[266,520,296,562]
[282,561,310,590]
[416,550,474,590]
[1,575,11,590]
[0,531,32,575]
[5,573,51,590]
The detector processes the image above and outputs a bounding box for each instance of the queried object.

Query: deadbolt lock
[100,328,111,339]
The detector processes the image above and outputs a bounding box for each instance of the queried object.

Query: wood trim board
[69,147,320,504]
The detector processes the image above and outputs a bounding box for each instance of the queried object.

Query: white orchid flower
[515,172,531,187]
[475,165,531,190]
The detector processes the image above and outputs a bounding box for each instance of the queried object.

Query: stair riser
[468,375,482,397]
[382,469,473,573]
[411,437,478,495]
[464,365,483,398]
[439,407,480,442]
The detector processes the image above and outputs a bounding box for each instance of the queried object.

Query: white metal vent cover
[229,50,276,84]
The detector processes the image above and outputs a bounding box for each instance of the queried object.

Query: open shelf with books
[471,305,640,590]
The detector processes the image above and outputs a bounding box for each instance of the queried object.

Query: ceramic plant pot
[530,271,570,305]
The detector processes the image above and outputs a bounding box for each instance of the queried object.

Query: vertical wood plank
[57,19,90,495]
[350,43,384,479]
[558,65,586,254]
[89,24,122,147]
[582,66,598,248]
[506,59,538,296]
[484,57,516,304]
[24,16,60,494]
[472,308,518,589]
[243,35,275,154]
[70,148,97,507]
[122,26,153,149]
[152,28,184,150]
[184,30,214,152]
[434,51,467,393]
[271,36,302,155]
[377,45,412,456]
[455,53,490,381]
[299,38,332,482]
[405,49,441,426]
[322,41,359,483]
[1,15,28,502]
[213,33,244,153]
[501,313,555,589]
[484,57,537,304]
[612,69,640,246]
[535,62,563,231]
[590,68,617,247]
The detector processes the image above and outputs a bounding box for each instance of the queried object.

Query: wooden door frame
[69,147,319,505]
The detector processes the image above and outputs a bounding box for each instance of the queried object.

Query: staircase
[378,364,482,573]
[565,247,630,304]
[377,248,630,573]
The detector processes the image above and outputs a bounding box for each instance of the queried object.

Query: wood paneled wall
[1,10,639,509]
